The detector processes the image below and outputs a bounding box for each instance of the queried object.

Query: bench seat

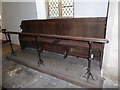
[20,37,103,50]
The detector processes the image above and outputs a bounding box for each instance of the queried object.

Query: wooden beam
[4,31,109,44]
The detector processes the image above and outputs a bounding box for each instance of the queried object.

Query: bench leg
[35,36,44,66]
[83,41,94,81]
[83,58,94,81]
[64,50,68,59]
[7,33,15,55]
[38,49,44,66]
[99,49,103,70]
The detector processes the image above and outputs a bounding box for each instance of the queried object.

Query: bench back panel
[19,18,106,60]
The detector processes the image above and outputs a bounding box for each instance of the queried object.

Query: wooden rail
[5,31,109,44]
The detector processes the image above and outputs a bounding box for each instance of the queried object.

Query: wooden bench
[19,18,107,61]
[3,18,109,80]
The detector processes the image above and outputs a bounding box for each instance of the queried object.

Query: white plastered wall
[35,0,47,19]
[74,0,108,18]
[2,1,37,44]
[101,1,118,85]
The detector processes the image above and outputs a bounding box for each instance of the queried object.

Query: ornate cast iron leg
[83,41,94,81]
[35,36,44,66]
[7,33,15,55]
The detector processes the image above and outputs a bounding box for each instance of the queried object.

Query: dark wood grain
[6,31,108,44]
[39,34,109,44]
[18,18,107,61]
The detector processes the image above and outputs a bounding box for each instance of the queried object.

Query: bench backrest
[20,18,106,38]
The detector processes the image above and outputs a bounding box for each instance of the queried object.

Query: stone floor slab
[2,58,80,88]
[6,49,103,88]
[55,80,68,88]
